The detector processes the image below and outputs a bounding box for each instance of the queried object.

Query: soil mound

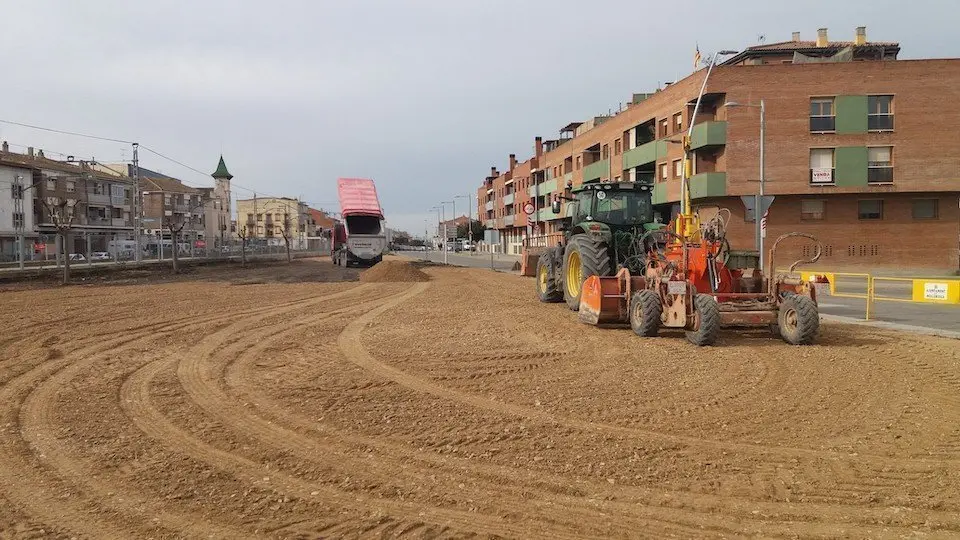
[359,260,431,283]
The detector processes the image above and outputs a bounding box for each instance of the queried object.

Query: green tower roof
[212,155,233,180]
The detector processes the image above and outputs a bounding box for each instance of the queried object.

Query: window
[601,144,609,160]
[11,183,23,199]
[256,213,263,222]
[46,178,56,190]
[614,139,622,155]
[66,181,75,193]
[801,200,825,220]
[93,182,105,195]
[673,112,683,133]
[912,199,939,220]
[659,118,668,138]
[810,98,836,132]
[12,212,24,229]
[659,163,668,181]
[673,159,683,178]
[868,95,894,131]
[576,156,582,170]
[809,148,835,184]
[867,146,893,183]
[858,199,883,220]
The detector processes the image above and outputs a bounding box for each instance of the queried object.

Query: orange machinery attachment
[578,269,646,325]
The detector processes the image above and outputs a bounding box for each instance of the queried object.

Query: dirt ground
[1,256,959,539]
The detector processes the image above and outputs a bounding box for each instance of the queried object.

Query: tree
[236,224,250,266]
[162,195,209,274]
[40,195,84,286]
[276,211,293,263]
[457,219,484,240]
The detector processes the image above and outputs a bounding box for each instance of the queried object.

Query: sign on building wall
[924,283,948,300]
[810,168,833,184]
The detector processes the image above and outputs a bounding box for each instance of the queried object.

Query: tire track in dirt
[337,280,960,532]
[124,285,591,539]
[2,284,367,537]
[226,340,958,538]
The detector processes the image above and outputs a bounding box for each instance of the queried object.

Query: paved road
[401,252,959,337]
[399,250,520,272]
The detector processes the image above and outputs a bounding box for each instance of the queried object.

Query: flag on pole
[694,44,702,70]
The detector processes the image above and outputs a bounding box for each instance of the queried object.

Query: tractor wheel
[685,294,721,346]
[536,251,563,303]
[629,289,662,337]
[778,294,819,345]
[562,236,612,311]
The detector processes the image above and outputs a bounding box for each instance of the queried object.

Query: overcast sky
[0,0,954,235]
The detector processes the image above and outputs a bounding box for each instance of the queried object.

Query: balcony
[485,219,495,229]
[689,121,727,150]
[689,172,727,199]
[528,178,557,197]
[503,193,514,206]
[485,200,494,211]
[112,218,128,227]
[582,159,609,182]
[171,204,189,213]
[87,193,110,205]
[503,215,515,226]
[87,216,110,226]
[622,140,666,170]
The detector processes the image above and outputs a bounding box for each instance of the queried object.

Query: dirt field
[1,257,959,539]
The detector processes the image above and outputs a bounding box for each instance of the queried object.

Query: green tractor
[536,180,661,310]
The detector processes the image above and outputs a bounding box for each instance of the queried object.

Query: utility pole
[132,142,142,263]
[757,99,766,272]
[13,175,25,270]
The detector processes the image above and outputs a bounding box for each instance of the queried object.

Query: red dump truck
[332,177,387,267]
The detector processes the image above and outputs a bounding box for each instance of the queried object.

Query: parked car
[90,252,111,262]
[68,253,86,262]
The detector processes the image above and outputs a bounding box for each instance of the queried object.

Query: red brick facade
[477,52,960,271]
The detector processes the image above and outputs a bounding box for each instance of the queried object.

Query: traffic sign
[523,202,535,215]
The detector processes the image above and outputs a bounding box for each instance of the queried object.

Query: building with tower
[200,156,234,246]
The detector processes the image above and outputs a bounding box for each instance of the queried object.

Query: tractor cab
[554,180,655,237]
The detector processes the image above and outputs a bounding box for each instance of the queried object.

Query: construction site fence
[0,232,332,271]
[777,269,960,320]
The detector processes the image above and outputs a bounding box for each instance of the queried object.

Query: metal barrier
[519,233,565,277]
[779,269,960,320]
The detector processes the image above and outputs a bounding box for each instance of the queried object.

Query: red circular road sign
[523,202,535,215]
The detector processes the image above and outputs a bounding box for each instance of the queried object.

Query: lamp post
[724,99,767,272]
[441,200,455,264]
[455,194,472,254]
[680,49,738,238]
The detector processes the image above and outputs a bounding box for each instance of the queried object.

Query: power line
[0,118,133,144]
[1,118,328,208]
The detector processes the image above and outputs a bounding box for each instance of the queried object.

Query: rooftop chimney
[37,149,45,158]
[27,147,34,158]
[816,28,828,47]
[509,154,517,171]
[1,141,7,153]
[855,26,866,46]
[792,31,801,42]
[534,136,543,157]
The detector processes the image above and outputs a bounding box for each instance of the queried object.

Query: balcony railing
[867,166,894,184]
[112,218,128,227]
[809,116,836,132]
[87,193,111,205]
[868,114,894,131]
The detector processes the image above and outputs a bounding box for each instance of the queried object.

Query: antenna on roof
[757,34,766,44]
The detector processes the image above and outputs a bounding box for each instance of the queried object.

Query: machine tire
[778,294,819,345]
[629,289,662,337]
[685,294,721,346]
[562,236,612,311]
[536,251,563,303]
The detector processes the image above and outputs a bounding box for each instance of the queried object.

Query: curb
[821,314,960,340]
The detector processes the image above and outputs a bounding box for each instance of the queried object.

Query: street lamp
[441,200,455,264]
[680,49,738,239]
[724,99,767,272]
[455,194,472,254]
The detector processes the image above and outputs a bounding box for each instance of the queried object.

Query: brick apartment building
[0,143,135,258]
[236,196,312,249]
[477,28,960,271]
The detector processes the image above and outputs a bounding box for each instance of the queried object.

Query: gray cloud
[0,0,950,234]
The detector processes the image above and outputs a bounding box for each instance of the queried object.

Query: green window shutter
[835,95,868,134]
[835,146,868,186]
